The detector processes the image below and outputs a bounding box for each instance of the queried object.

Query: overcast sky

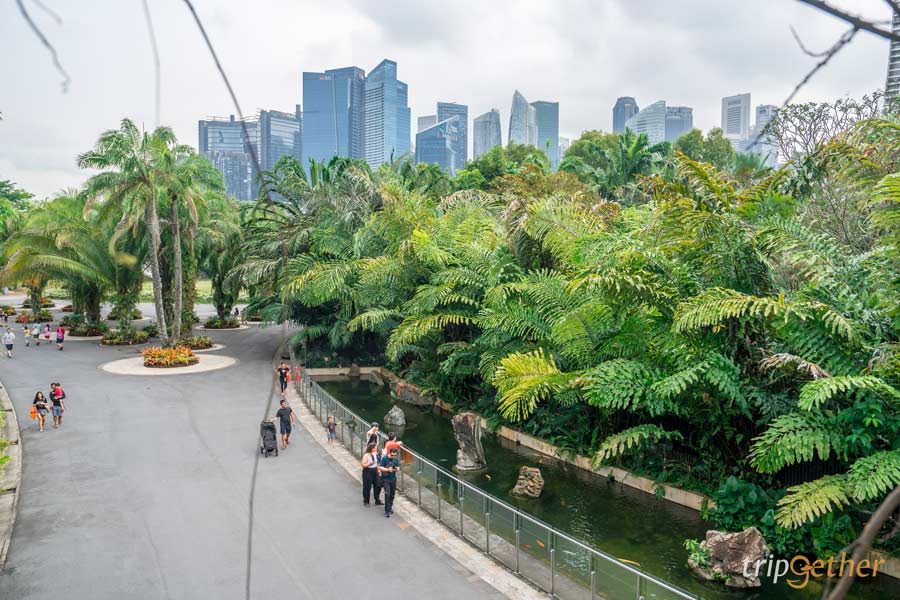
[0,0,893,198]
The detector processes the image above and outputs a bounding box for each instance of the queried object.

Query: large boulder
[510,466,544,498]
[451,412,486,471]
[393,381,433,407]
[688,528,769,588]
[369,371,385,387]
[384,405,406,427]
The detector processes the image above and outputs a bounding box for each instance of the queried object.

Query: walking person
[3,327,14,358]
[43,323,51,345]
[23,322,32,347]
[49,382,66,429]
[384,432,403,455]
[366,422,380,447]
[276,362,290,397]
[378,446,401,518]
[275,399,294,450]
[326,416,337,444]
[361,441,383,507]
[55,324,65,351]
[32,323,41,346]
[32,391,49,432]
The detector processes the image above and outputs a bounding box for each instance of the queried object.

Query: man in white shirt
[3,327,15,358]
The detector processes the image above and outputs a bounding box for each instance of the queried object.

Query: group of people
[361,423,403,519]
[30,383,67,432]
[3,321,65,358]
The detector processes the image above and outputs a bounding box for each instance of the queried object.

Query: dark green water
[322,378,900,600]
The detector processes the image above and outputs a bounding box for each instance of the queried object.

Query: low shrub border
[203,316,240,329]
[142,345,199,368]
[69,322,110,337]
[179,335,213,350]
[102,329,150,346]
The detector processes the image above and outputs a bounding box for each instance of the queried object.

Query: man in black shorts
[276,362,290,396]
[275,399,295,449]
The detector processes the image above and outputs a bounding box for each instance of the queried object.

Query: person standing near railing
[361,442,382,507]
[378,447,400,518]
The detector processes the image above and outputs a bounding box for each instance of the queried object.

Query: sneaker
[389,509,394,515]
[363,502,370,507]
[374,501,383,506]
[384,513,390,518]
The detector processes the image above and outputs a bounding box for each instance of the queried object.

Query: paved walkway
[0,325,505,599]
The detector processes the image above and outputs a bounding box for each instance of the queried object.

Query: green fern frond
[386,313,476,359]
[798,375,899,411]
[673,287,798,332]
[749,412,847,473]
[594,424,683,464]
[776,475,850,528]
[347,308,402,332]
[845,450,900,501]
[493,349,576,421]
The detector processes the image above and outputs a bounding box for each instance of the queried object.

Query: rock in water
[348,363,360,377]
[384,405,406,426]
[510,466,544,498]
[688,527,769,588]
[451,412,486,471]
[370,371,385,387]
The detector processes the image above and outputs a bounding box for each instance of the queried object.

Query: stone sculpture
[510,466,544,498]
[687,527,769,588]
[451,412,486,471]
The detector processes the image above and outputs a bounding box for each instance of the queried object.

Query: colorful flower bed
[142,345,199,368]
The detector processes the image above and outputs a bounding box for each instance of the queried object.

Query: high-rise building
[257,107,302,172]
[437,102,468,172]
[364,59,411,168]
[558,136,570,158]
[721,93,751,149]
[743,104,779,167]
[625,100,666,144]
[613,97,639,133]
[418,115,437,132]
[664,106,693,142]
[509,90,537,146]
[198,115,257,201]
[415,117,459,176]
[531,100,560,169]
[302,66,366,166]
[887,10,900,100]
[473,109,502,158]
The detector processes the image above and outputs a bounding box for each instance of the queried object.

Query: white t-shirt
[2,331,15,344]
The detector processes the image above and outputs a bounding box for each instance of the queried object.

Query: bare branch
[796,0,900,42]
[790,25,832,57]
[141,0,161,127]
[15,0,70,92]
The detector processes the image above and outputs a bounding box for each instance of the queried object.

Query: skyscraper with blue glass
[302,66,366,166]
[416,117,459,176]
[530,100,559,170]
[437,102,467,171]
[473,109,502,158]
[364,59,411,168]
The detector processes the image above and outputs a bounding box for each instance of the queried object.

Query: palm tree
[79,119,176,345]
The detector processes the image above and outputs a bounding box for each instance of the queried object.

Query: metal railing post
[400,460,405,493]
[550,547,556,596]
[459,488,464,535]
[514,522,520,574]
[636,573,643,600]
[590,568,596,599]
[417,466,422,506]
[437,482,442,521]
[485,512,491,554]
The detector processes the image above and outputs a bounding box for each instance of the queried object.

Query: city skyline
[0,0,892,197]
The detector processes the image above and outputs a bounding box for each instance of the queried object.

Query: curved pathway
[0,326,504,599]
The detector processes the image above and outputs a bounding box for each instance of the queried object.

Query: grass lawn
[45,279,247,303]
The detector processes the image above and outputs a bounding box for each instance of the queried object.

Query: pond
[320,377,900,600]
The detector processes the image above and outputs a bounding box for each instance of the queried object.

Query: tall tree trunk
[171,197,183,344]
[146,199,169,346]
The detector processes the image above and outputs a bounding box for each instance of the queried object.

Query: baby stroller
[259,420,279,457]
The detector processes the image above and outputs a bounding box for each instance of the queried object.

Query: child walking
[23,323,32,347]
[326,416,337,444]
[32,323,41,346]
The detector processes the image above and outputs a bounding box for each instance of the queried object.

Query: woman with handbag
[360,442,383,507]
[49,382,66,429]
[32,391,49,432]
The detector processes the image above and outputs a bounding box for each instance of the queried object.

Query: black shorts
[280,423,292,436]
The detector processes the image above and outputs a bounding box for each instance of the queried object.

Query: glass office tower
[364,59,411,168]
[531,100,559,169]
[415,117,459,176]
[437,102,467,171]
[198,115,257,201]
[473,109,502,158]
[302,66,366,166]
[612,97,639,133]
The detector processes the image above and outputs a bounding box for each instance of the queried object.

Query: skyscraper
[437,102,468,171]
[415,117,459,175]
[558,136,570,158]
[613,97,639,133]
[198,115,257,201]
[625,100,666,144]
[302,66,366,166]
[721,93,751,148]
[418,115,437,132]
[664,106,693,142]
[887,10,900,100]
[364,59,411,168]
[473,109,502,158]
[509,90,537,146]
[743,104,779,167]
[531,100,560,169]
[257,107,302,172]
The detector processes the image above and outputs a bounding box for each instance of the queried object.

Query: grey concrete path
[0,326,505,600]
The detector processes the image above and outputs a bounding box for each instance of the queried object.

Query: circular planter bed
[178,335,214,350]
[68,323,110,337]
[202,317,241,329]
[102,329,150,346]
[142,346,199,368]
[107,307,143,321]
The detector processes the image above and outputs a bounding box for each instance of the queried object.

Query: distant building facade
[887,11,900,100]
[198,115,257,201]
[625,100,666,144]
[612,97,639,133]
[742,104,779,166]
[364,59,411,167]
[301,66,366,166]
[531,100,560,169]
[417,115,437,132]
[664,106,693,142]
[473,109,502,158]
[415,117,459,176]
[437,102,468,172]
[721,93,751,149]
[257,107,302,172]
[558,136,570,158]
[509,90,537,146]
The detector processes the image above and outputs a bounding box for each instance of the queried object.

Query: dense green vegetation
[234,101,900,558]
[2,97,898,561]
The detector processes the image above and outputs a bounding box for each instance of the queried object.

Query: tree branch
[15,0,70,92]
[796,0,900,42]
